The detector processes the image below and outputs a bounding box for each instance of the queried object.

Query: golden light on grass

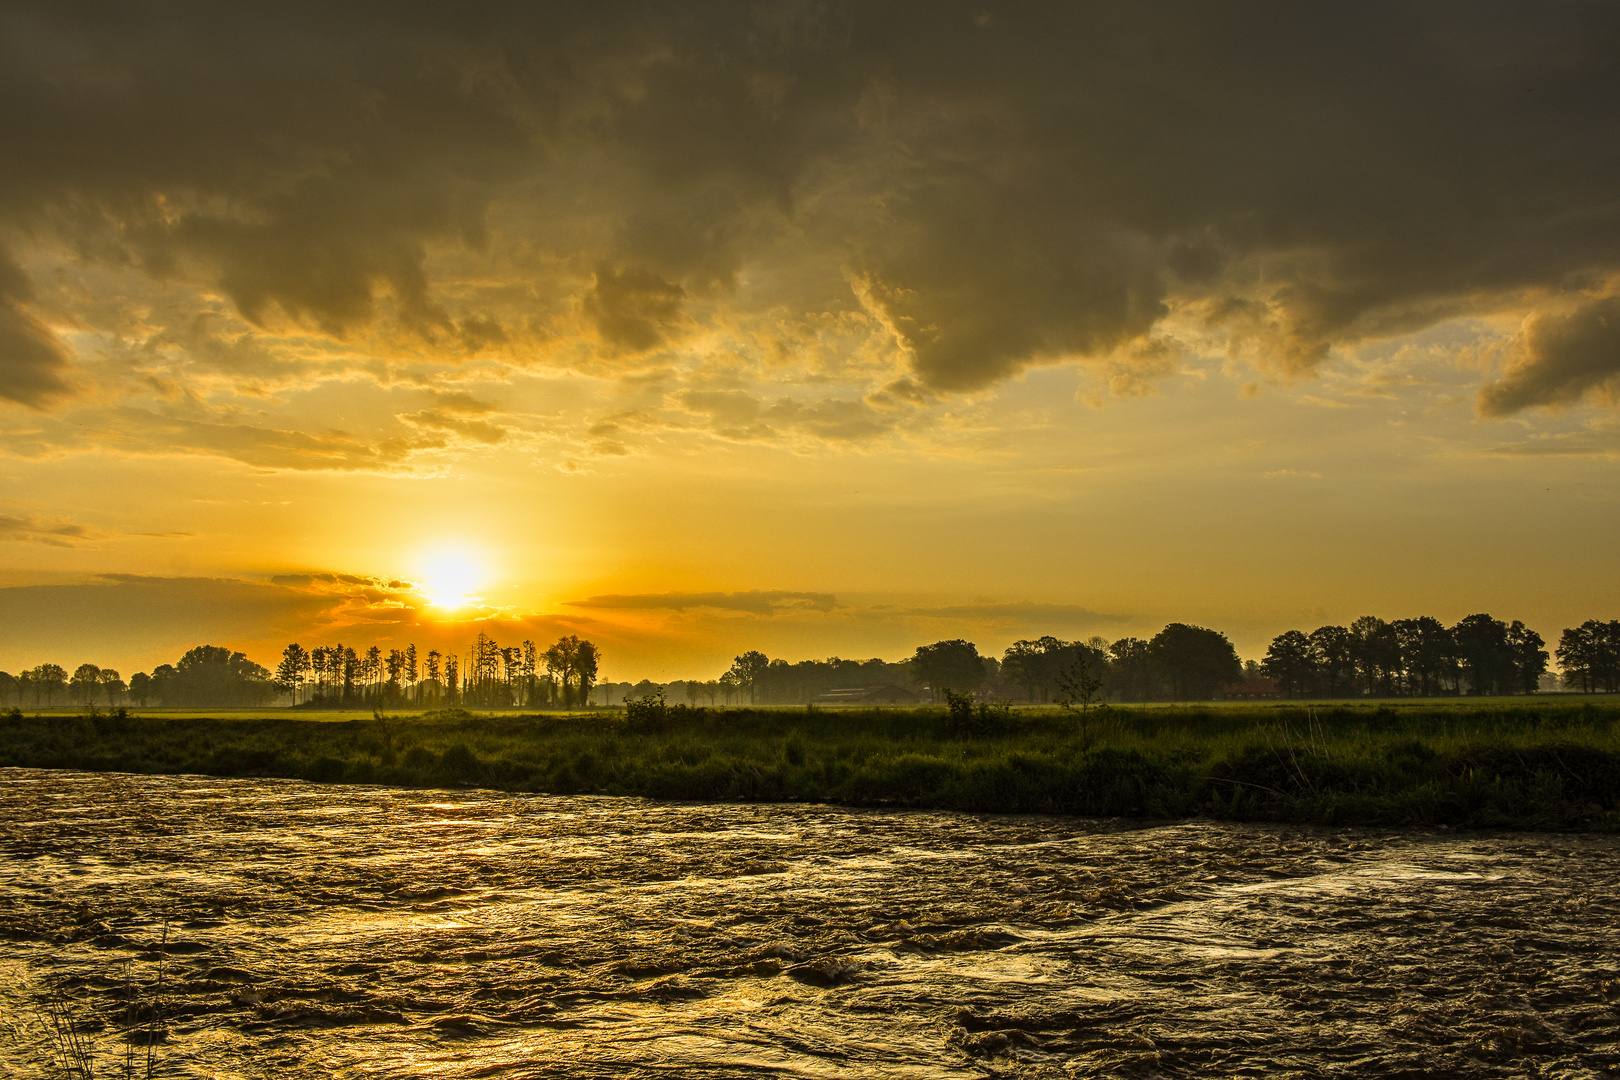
[414,544,489,612]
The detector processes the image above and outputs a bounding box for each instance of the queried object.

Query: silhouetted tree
[70,663,102,706]
[543,635,599,707]
[1505,621,1548,693]
[169,646,275,706]
[1146,624,1241,701]
[275,644,311,704]
[1391,616,1455,696]
[1452,614,1516,695]
[127,670,153,707]
[728,650,771,704]
[1308,625,1355,696]
[1107,638,1155,701]
[1261,630,1314,697]
[911,639,985,701]
[31,663,67,707]
[1349,616,1400,695]
[98,668,124,705]
[1557,620,1620,692]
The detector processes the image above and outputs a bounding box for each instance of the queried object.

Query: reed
[2,700,1618,829]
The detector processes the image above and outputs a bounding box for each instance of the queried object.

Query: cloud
[0,512,98,547]
[95,410,449,472]
[583,265,688,354]
[1477,296,1620,416]
[1,1,1619,440]
[0,249,72,407]
[568,590,839,615]
[671,390,892,443]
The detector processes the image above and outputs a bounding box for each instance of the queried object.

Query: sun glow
[414,544,488,611]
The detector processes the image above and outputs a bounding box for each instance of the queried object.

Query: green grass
[3,700,1619,829]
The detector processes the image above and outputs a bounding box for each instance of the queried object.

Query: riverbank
[3,700,1617,829]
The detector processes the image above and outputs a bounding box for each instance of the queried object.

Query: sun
[414,544,488,611]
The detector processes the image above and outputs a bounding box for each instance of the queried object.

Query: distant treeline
[613,615,1617,706]
[1257,615,1613,698]
[270,633,600,709]
[2,613,1615,710]
[612,624,1245,706]
[0,646,277,709]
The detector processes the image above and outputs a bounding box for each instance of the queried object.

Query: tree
[911,640,984,701]
[1307,625,1355,696]
[1349,616,1400,696]
[1055,647,1104,712]
[1452,614,1515,695]
[128,671,153,707]
[1557,620,1620,693]
[98,668,124,705]
[1001,640,1043,701]
[1261,630,1314,697]
[164,646,275,706]
[1001,637,1088,702]
[728,650,771,705]
[31,664,67,706]
[1146,624,1241,701]
[575,639,599,705]
[543,635,600,707]
[275,643,311,704]
[1506,621,1549,693]
[424,650,442,703]
[1107,637,1155,701]
[1392,616,1455,696]
[70,664,102,706]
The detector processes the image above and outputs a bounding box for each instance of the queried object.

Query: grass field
[3,699,1618,829]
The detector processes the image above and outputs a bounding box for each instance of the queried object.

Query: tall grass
[3,701,1618,829]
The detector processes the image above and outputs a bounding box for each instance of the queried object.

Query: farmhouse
[1221,677,1281,700]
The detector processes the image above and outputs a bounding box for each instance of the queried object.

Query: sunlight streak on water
[2,769,1619,1078]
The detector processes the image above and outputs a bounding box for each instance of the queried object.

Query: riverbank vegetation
[3,700,1618,831]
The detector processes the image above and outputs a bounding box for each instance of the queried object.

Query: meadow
[3,698,1618,830]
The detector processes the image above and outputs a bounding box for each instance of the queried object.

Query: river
[2,768,1618,1077]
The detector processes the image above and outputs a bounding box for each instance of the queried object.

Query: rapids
[2,768,1618,1077]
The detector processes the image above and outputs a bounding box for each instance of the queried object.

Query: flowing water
[2,768,1619,1078]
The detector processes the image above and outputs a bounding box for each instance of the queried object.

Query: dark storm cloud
[1478,297,1620,415]
[0,250,72,407]
[3,2,1618,402]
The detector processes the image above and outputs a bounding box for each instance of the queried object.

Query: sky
[2,1,1619,681]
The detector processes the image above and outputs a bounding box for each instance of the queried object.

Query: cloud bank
[0,0,1615,460]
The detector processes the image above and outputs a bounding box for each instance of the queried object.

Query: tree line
[0,634,601,709]
[271,633,599,708]
[0,646,276,708]
[1258,613,1556,698]
[601,624,1246,706]
[4,614,1615,711]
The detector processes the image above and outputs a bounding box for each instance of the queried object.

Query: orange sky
[2,4,1618,680]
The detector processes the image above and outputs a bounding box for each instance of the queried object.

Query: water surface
[3,769,1618,1077]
